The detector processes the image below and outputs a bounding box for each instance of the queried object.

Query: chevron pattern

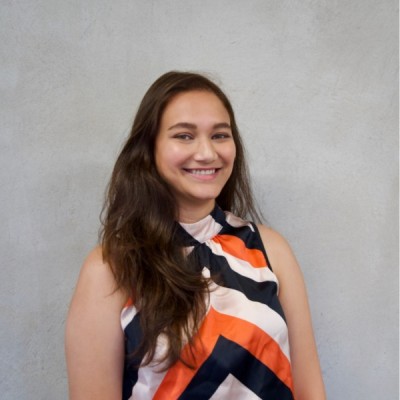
[121,206,294,399]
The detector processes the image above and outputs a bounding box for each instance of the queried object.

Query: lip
[183,168,221,180]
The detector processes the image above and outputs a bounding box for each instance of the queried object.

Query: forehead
[160,90,230,126]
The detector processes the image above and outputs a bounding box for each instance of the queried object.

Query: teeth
[190,169,216,175]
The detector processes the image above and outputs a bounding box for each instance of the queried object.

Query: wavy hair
[100,71,260,368]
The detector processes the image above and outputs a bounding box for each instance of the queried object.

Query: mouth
[183,168,220,175]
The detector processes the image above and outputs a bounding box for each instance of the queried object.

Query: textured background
[0,1,398,399]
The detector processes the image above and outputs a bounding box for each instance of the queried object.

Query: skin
[155,91,236,223]
[65,90,326,399]
[65,247,127,399]
[257,226,326,399]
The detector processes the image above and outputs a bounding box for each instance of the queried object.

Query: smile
[184,168,219,175]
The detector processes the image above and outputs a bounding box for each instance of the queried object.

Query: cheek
[220,145,236,180]
[154,143,172,179]
[155,144,187,176]
[226,144,236,165]
[228,146,237,175]
[154,145,163,175]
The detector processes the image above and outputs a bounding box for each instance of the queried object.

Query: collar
[177,204,227,246]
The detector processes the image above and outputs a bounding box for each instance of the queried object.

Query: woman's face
[155,90,236,217]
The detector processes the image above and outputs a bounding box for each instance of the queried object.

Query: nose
[193,137,218,163]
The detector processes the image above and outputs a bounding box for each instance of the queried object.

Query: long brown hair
[101,71,260,368]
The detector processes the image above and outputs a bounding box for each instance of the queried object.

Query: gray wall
[1,1,398,399]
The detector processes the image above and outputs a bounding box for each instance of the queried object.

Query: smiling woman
[65,71,326,400]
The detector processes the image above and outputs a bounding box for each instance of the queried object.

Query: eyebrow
[168,122,231,130]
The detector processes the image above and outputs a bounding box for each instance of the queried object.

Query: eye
[212,132,231,140]
[174,133,193,140]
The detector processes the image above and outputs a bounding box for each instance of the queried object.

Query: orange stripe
[212,234,267,268]
[153,308,293,399]
[123,297,134,308]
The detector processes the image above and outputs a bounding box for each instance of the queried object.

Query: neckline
[178,204,227,245]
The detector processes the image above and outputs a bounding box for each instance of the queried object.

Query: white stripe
[203,270,290,359]
[129,335,169,399]
[207,240,279,286]
[224,211,254,230]
[180,214,223,243]
[121,305,138,330]
[210,374,262,399]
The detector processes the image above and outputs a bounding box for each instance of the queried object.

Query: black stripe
[122,313,144,400]
[221,220,273,269]
[176,224,202,247]
[178,335,294,400]
[194,245,286,320]
[219,220,258,251]
[210,203,228,226]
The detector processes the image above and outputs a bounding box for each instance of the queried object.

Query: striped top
[121,205,294,399]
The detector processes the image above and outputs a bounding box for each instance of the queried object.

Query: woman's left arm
[258,225,326,400]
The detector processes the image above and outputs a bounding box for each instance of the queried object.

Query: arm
[65,247,128,400]
[258,225,326,400]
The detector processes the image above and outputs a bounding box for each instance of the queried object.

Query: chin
[188,196,216,204]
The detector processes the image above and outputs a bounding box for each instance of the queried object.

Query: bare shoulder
[256,224,299,278]
[76,246,122,298]
[257,224,291,251]
[83,245,104,266]
[68,246,128,313]
[79,246,108,279]
[66,246,129,333]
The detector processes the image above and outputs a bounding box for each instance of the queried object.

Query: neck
[178,201,216,223]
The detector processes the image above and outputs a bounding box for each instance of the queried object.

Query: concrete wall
[1,1,398,399]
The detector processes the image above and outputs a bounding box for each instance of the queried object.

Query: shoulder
[256,224,298,278]
[257,224,291,252]
[80,246,111,277]
[68,246,128,315]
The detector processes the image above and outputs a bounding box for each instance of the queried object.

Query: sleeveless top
[121,205,294,399]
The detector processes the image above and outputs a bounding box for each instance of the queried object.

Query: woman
[65,71,326,399]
